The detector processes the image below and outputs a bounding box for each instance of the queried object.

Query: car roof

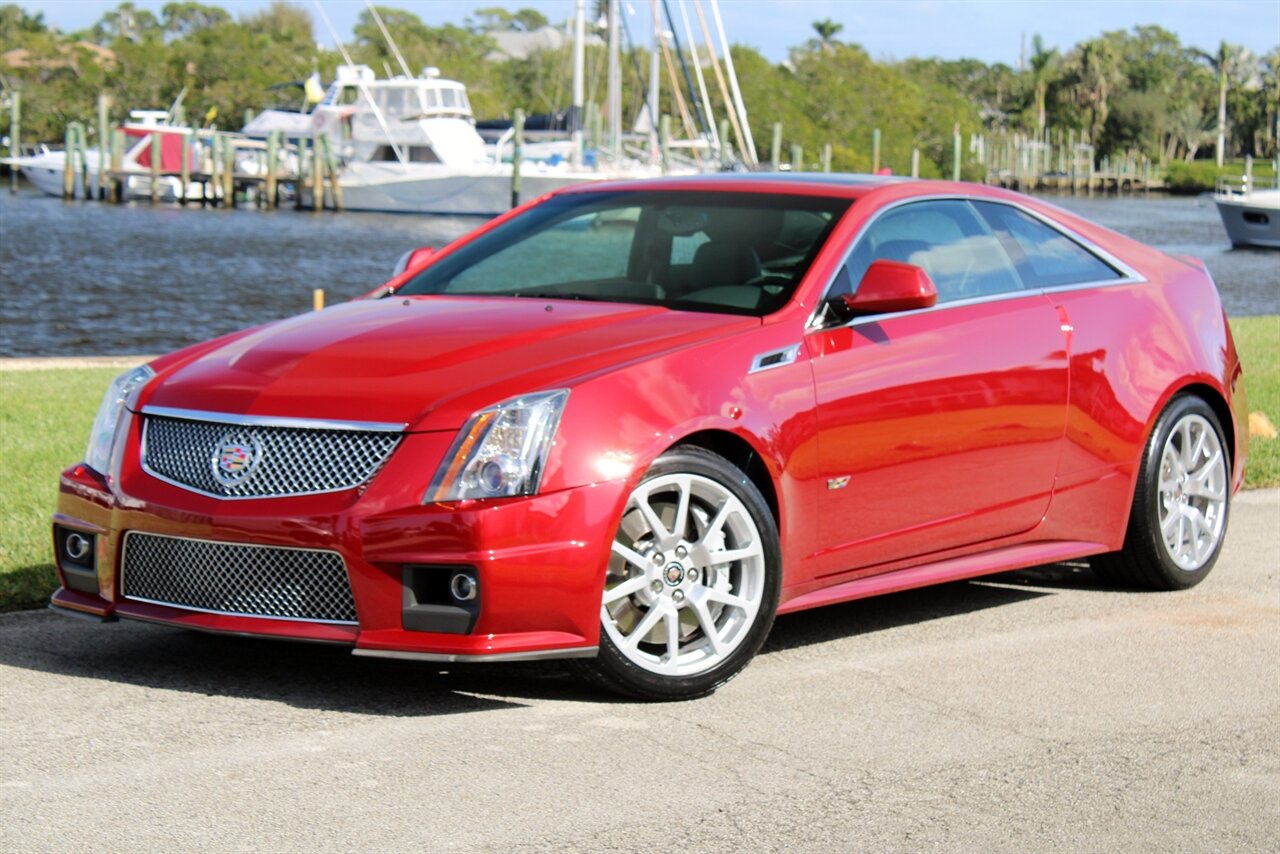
[556,171,914,199]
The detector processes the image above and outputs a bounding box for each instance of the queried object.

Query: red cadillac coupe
[51,175,1247,700]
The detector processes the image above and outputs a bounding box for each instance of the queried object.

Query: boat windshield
[396,191,851,316]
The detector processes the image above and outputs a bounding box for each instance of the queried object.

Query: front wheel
[1092,395,1231,590]
[579,446,780,701]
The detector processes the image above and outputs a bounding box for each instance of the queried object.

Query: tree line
[1,2,1276,181]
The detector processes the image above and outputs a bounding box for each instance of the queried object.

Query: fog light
[65,533,92,562]
[450,571,478,602]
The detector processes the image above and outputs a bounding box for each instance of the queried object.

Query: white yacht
[303,65,609,216]
[1214,175,1280,249]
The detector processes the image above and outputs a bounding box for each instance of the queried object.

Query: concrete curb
[0,356,157,372]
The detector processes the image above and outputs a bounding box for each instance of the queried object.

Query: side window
[845,200,1024,303]
[446,209,637,292]
[973,202,1122,288]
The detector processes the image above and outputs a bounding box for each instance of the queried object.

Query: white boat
[4,110,200,201]
[302,64,606,215]
[1214,176,1280,249]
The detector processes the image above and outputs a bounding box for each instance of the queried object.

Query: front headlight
[85,365,155,476]
[425,390,569,502]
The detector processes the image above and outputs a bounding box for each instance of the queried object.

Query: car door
[806,199,1070,576]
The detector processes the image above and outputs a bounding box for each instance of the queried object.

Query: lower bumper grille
[121,533,357,624]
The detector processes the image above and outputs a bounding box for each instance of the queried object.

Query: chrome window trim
[140,405,407,433]
[119,531,358,626]
[806,194,1147,330]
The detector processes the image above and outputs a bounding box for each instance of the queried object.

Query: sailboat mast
[607,0,622,162]
[676,0,717,150]
[649,0,661,163]
[710,0,756,164]
[571,0,585,167]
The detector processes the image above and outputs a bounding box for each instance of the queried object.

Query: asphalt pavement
[2,490,1277,852]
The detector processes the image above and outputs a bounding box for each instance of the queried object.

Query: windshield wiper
[508,292,607,302]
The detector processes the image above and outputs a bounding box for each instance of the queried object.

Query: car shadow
[1,561,1106,712]
[761,562,1095,654]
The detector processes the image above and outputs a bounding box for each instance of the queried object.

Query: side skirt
[777,540,1108,615]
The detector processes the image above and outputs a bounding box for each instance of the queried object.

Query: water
[0,188,1276,357]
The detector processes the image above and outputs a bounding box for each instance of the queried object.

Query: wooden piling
[952,125,961,181]
[96,94,110,200]
[294,138,307,210]
[109,128,124,202]
[224,138,235,206]
[149,132,161,204]
[7,91,18,194]
[265,131,278,208]
[80,125,91,201]
[911,148,920,178]
[821,143,832,173]
[770,123,782,171]
[62,123,77,200]
[313,288,325,311]
[587,102,602,156]
[179,134,190,205]
[872,128,881,173]
[659,114,671,174]
[790,143,802,172]
[511,108,525,208]
[321,133,342,211]
[311,135,324,211]
[211,133,224,207]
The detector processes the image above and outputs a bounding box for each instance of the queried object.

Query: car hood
[140,296,757,431]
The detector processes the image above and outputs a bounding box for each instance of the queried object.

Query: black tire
[576,446,781,701]
[1092,395,1231,590]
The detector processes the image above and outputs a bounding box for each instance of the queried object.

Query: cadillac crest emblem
[211,432,262,488]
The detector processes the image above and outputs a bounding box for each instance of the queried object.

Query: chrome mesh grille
[142,414,401,499]
[121,533,357,623]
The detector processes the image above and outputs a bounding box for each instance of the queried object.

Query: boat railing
[491,126,516,164]
[1216,173,1279,200]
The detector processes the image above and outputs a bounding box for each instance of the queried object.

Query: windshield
[396,191,851,315]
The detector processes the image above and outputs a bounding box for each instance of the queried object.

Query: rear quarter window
[973,202,1124,288]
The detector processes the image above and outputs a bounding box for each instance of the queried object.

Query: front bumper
[50,425,628,661]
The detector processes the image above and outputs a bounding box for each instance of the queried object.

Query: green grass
[1,322,1277,613]
[1234,315,1280,489]
[0,368,119,612]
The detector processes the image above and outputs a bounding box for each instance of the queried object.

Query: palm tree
[811,19,843,54]
[1257,48,1279,158]
[1167,103,1213,161]
[1198,41,1253,167]
[1069,37,1121,150]
[1028,34,1058,135]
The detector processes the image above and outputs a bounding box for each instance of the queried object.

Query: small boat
[1214,175,1280,249]
[4,110,199,201]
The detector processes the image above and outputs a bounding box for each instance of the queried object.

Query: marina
[0,186,1276,359]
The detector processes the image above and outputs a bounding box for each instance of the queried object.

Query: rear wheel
[1092,396,1230,590]
[579,446,780,701]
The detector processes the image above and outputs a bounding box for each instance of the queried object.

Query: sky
[23,0,1280,67]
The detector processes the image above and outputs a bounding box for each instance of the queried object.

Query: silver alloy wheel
[1158,412,1228,571]
[602,472,767,677]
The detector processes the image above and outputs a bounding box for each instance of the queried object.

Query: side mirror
[392,246,436,278]
[828,259,938,319]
